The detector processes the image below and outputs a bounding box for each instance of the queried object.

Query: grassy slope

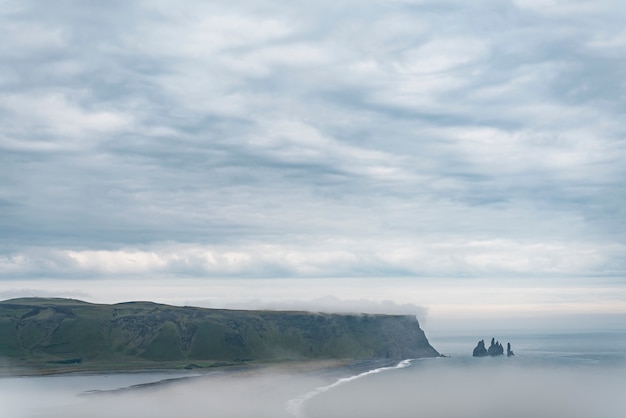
[0,298,439,374]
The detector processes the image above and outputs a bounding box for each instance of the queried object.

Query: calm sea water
[302,331,626,418]
[0,371,201,417]
[2,331,625,417]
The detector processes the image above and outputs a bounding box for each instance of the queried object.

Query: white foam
[285,359,413,417]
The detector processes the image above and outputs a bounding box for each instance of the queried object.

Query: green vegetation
[0,298,439,374]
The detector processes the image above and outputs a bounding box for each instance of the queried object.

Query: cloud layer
[1,1,625,296]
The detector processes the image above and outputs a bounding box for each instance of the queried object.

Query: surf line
[285,359,413,418]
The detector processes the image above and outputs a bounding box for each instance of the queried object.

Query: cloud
[0,287,89,301]
[0,93,133,151]
[1,239,623,280]
[226,296,428,318]
[0,0,624,316]
[512,0,620,16]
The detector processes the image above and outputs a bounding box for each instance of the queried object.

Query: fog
[0,367,331,418]
[232,296,427,318]
[305,359,626,418]
[2,359,625,418]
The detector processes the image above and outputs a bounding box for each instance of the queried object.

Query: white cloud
[0,0,624,320]
[587,30,626,50]
[250,119,410,181]
[223,43,331,77]
[513,0,617,15]
[133,13,292,57]
[1,239,622,280]
[0,93,132,151]
[235,295,427,317]
[0,22,66,56]
[396,38,488,75]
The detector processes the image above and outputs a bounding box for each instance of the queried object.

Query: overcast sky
[1,0,625,328]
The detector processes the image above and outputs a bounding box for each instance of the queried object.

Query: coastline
[0,358,354,378]
[286,358,415,418]
[0,358,409,418]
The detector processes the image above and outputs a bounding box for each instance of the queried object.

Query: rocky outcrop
[487,337,504,356]
[472,339,488,357]
[472,337,512,357]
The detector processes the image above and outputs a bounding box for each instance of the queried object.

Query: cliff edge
[0,298,439,373]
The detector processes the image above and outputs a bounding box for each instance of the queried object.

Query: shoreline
[81,358,363,397]
[0,358,356,378]
[286,358,415,418]
[0,357,415,418]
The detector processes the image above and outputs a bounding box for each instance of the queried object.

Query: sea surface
[301,330,626,418]
[2,331,625,417]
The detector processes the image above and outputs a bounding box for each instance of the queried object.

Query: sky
[1,0,625,331]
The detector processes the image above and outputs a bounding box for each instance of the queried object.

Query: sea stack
[472,337,513,357]
[507,342,515,357]
[472,339,488,357]
[487,338,504,356]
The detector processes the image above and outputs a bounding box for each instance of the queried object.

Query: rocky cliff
[0,298,439,373]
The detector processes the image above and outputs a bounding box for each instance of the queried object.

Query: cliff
[0,298,439,373]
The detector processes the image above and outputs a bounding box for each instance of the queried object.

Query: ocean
[302,330,626,418]
[2,331,625,417]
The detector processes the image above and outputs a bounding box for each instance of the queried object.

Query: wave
[285,359,414,418]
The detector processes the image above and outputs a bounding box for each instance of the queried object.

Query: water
[302,331,626,418]
[1,331,625,417]
[0,371,201,417]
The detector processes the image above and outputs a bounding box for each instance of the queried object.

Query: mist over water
[305,331,626,418]
[0,372,203,418]
[286,359,413,417]
[0,368,332,418]
[2,332,625,418]
[305,359,626,418]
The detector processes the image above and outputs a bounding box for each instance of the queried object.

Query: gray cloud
[0,0,624,289]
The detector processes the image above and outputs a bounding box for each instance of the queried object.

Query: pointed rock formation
[473,337,513,357]
[472,339,488,357]
[507,342,515,357]
[487,338,504,356]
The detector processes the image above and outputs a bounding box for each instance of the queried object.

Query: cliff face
[0,298,439,371]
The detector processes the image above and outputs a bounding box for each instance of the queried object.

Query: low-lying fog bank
[2,357,625,418]
[305,358,626,418]
[0,361,345,418]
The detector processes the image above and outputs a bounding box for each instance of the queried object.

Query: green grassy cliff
[0,298,439,374]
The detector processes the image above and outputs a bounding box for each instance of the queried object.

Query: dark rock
[472,339,488,357]
[487,338,504,356]
[473,337,510,357]
[507,342,514,357]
